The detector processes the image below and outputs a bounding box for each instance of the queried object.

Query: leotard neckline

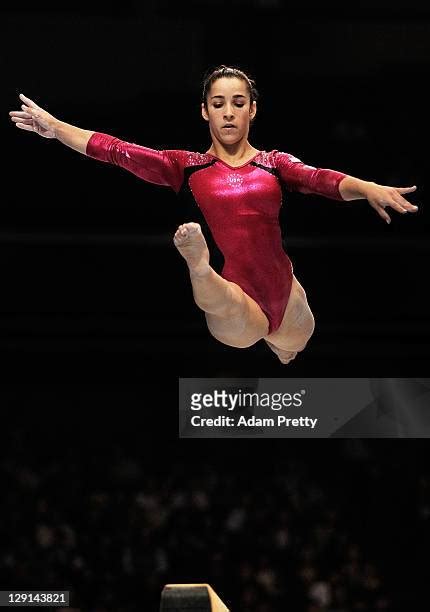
[205,151,262,170]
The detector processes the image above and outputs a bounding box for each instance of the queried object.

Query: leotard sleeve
[274,151,347,201]
[85,132,186,194]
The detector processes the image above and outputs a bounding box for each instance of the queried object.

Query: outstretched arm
[338,175,418,224]
[9,93,94,154]
[9,94,185,192]
[274,152,419,224]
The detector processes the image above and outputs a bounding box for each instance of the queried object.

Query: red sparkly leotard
[86,133,346,333]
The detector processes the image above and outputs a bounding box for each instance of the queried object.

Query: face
[201,77,257,146]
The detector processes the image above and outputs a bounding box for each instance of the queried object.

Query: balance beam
[160,584,230,611]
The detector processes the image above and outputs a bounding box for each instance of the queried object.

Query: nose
[223,105,234,121]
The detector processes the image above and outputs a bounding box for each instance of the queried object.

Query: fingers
[10,111,32,118]
[372,185,419,220]
[21,103,36,115]
[9,94,42,126]
[19,93,40,109]
[10,109,34,130]
[9,108,35,131]
[393,186,419,211]
[10,111,32,117]
[392,193,418,213]
[11,117,33,126]
[374,189,419,223]
[377,206,392,225]
[395,186,417,194]
[10,116,32,124]
[15,122,34,132]
[18,104,44,124]
[381,196,409,215]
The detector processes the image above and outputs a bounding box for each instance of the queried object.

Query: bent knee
[305,310,316,338]
[205,308,264,349]
[201,289,247,321]
[293,309,315,348]
[207,316,261,349]
[268,307,315,352]
[228,335,259,349]
[211,331,260,349]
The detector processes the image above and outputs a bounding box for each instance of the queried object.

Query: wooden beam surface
[160,583,230,612]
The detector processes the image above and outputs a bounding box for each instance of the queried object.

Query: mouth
[222,125,236,129]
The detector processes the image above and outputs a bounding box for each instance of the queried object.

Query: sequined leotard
[86,133,346,333]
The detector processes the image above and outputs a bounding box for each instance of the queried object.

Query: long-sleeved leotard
[86,133,346,334]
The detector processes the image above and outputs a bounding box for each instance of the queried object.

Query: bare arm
[274,153,419,224]
[54,120,94,155]
[10,94,185,192]
[338,175,373,200]
[339,175,418,224]
[9,93,94,155]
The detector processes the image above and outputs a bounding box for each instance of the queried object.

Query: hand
[9,93,58,139]
[365,182,419,224]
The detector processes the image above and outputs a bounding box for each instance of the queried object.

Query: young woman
[9,66,418,364]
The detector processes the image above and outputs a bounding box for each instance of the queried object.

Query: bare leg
[174,222,269,348]
[264,275,315,364]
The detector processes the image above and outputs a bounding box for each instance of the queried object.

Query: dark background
[1,2,429,610]
[2,0,429,379]
[2,417,430,612]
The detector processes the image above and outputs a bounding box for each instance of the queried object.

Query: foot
[173,222,210,277]
[265,339,298,365]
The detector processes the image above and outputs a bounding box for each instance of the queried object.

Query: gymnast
[9,65,419,364]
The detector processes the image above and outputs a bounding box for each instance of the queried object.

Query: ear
[249,101,257,122]
[201,102,209,122]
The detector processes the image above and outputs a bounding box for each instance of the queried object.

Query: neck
[207,139,258,162]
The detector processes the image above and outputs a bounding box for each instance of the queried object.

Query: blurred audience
[0,426,426,612]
